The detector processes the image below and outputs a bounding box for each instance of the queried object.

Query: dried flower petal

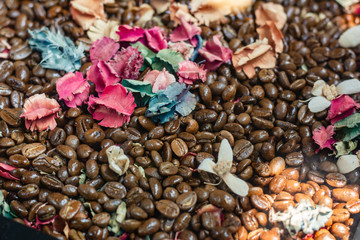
[213,139,233,176]
[87,61,120,93]
[0,39,11,59]
[177,61,207,85]
[0,163,19,181]
[144,27,168,52]
[90,37,120,64]
[56,72,90,108]
[117,25,145,42]
[198,159,217,174]
[327,95,360,124]
[232,39,276,78]
[150,0,171,14]
[135,4,155,27]
[337,154,360,174]
[168,41,194,60]
[336,0,360,10]
[322,84,338,101]
[169,18,201,46]
[169,2,198,26]
[256,21,284,53]
[87,19,120,42]
[336,79,360,95]
[255,2,287,29]
[198,35,232,70]
[70,0,105,30]
[223,172,249,197]
[311,80,327,96]
[88,84,136,128]
[143,68,176,93]
[308,96,331,113]
[312,125,336,152]
[20,94,60,132]
[106,145,130,176]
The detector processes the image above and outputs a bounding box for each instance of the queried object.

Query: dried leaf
[108,202,126,234]
[106,145,130,176]
[337,154,360,174]
[232,39,276,78]
[70,0,106,30]
[87,19,120,42]
[256,21,284,53]
[151,49,185,74]
[334,140,358,157]
[334,112,360,128]
[150,0,171,14]
[131,42,156,68]
[255,2,287,30]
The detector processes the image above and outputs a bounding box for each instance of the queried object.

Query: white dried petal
[337,154,360,174]
[223,172,249,197]
[308,96,331,113]
[336,0,360,9]
[87,19,120,42]
[213,139,233,176]
[198,159,217,175]
[336,79,360,95]
[106,145,130,176]
[339,25,360,48]
[311,80,326,96]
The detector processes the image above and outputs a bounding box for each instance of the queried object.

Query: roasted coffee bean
[176,191,197,211]
[326,173,347,188]
[285,152,304,167]
[22,143,46,159]
[171,138,188,157]
[137,218,161,237]
[78,184,98,201]
[17,184,39,199]
[333,188,359,202]
[155,199,180,219]
[209,189,236,212]
[104,182,126,199]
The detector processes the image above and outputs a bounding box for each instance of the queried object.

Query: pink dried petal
[197,204,221,215]
[35,214,56,226]
[88,84,136,128]
[87,61,120,93]
[0,39,11,59]
[143,69,176,93]
[56,72,90,108]
[169,18,201,46]
[198,35,232,70]
[144,27,168,52]
[117,25,145,42]
[21,94,60,132]
[312,125,336,152]
[119,233,129,240]
[0,163,19,180]
[177,61,207,85]
[107,46,144,80]
[24,218,40,230]
[327,95,360,124]
[90,37,120,64]
[168,41,194,60]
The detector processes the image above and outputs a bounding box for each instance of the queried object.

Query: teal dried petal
[28,27,85,72]
[131,42,156,70]
[122,79,155,106]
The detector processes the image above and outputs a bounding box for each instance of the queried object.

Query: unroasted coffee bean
[326,173,347,188]
[155,199,180,219]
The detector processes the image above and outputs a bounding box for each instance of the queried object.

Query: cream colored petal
[135,4,155,27]
[216,139,233,174]
[337,155,360,174]
[223,172,249,196]
[336,79,360,95]
[339,25,360,48]
[308,96,331,113]
[106,146,130,176]
[311,80,326,96]
[198,159,217,175]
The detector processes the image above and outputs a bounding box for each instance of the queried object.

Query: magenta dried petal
[107,46,144,80]
[169,18,201,46]
[312,125,336,152]
[327,95,360,123]
[90,37,120,64]
[198,35,233,70]
[117,25,145,42]
[87,61,120,93]
[144,27,168,52]
[177,61,207,85]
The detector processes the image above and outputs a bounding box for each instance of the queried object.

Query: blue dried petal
[191,35,203,62]
[28,27,84,72]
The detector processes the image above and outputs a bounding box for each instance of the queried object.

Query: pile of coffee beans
[1,0,360,239]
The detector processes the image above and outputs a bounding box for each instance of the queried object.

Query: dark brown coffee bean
[285,152,304,167]
[22,143,46,159]
[92,212,110,228]
[171,138,188,157]
[10,200,28,218]
[149,177,163,200]
[41,175,64,191]
[104,182,126,199]
[17,184,39,199]
[37,205,56,222]
[59,200,82,220]
[326,173,347,188]
[47,193,69,211]
[137,218,161,237]
[155,199,180,219]
[209,189,236,212]
[233,139,253,160]
[78,184,98,201]
[176,191,197,211]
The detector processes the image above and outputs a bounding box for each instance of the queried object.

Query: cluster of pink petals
[117,25,167,52]
[198,35,233,71]
[0,163,19,180]
[90,37,120,64]
[312,125,336,153]
[327,95,360,124]
[88,84,136,128]
[169,18,201,46]
[87,46,143,92]
[56,72,90,108]
[143,68,176,93]
[177,61,207,85]
[0,39,11,59]
[20,94,60,132]
[168,41,194,60]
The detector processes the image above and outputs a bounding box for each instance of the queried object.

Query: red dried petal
[327,95,360,124]
[169,18,201,46]
[312,125,336,152]
[198,35,232,70]
[90,37,120,64]
[143,69,176,93]
[20,94,60,132]
[0,39,11,59]
[87,61,120,93]
[88,84,136,128]
[178,61,207,85]
[117,25,145,42]
[56,72,90,108]
[144,27,168,52]
[0,163,19,180]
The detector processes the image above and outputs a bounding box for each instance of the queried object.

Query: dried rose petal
[327,95,360,124]
[70,0,105,30]
[144,27,168,52]
[0,163,19,180]
[87,61,120,93]
[256,21,284,53]
[198,35,232,70]
[169,2,198,26]
[177,61,207,85]
[312,125,336,152]
[170,18,201,46]
[90,37,120,64]
[20,94,60,132]
[56,72,90,108]
[168,41,194,60]
[255,2,287,29]
[88,84,136,128]
[143,69,176,93]
[232,39,276,78]
[117,25,145,42]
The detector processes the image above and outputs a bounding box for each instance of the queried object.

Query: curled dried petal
[312,125,336,152]
[198,35,232,70]
[87,19,120,42]
[255,2,287,29]
[223,172,249,197]
[70,0,106,30]
[311,80,327,96]
[256,21,284,53]
[106,145,130,176]
[169,2,198,26]
[150,0,171,14]
[308,96,331,113]
[90,37,120,64]
[177,61,207,85]
[135,4,155,27]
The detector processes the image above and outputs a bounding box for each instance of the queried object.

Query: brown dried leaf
[70,0,106,30]
[169,2,198,26]
[255,2,287,30]
[150,0,171,14]
[256,21,284,53]
[232,39,276,79]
